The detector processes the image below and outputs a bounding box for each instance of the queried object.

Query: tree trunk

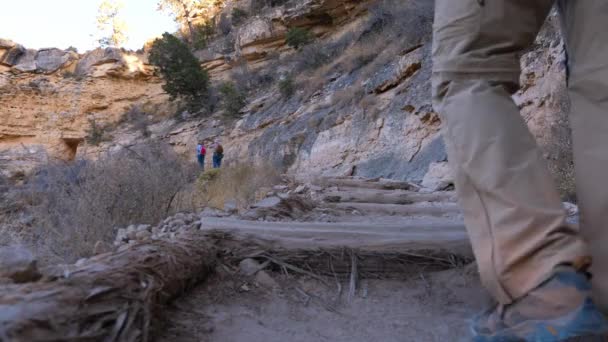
[0,232,216,342]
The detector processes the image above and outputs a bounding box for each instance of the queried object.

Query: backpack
[216,145,224,155]
[197,145,206,155]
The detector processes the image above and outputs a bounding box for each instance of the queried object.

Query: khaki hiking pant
[432,0,608,308]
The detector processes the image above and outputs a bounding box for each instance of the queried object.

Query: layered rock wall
[0,42,167,179]
[1,1,570,187]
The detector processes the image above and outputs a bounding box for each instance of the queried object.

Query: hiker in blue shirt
[212,142,224,169]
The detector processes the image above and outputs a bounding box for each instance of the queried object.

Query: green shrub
[231,8,249,26]
[198,168,221,184]
[286,27,313,50]
[85,118,112,146]
[278,76,295,98]
[149,33,210,111]
[219,82,246,117]
[192,21,216,49]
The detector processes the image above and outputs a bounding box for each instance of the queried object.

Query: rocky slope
[0,0,570,188]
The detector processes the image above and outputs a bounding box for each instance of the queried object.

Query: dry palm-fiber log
[0,232,217,342]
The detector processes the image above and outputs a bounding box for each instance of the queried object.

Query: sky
[0,0,178,52]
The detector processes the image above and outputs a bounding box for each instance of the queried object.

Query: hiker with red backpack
[196,140,206,170]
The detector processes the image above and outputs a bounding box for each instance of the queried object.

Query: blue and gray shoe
[472,267,608,342]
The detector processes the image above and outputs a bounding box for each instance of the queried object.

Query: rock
[0,38,16,49]
[277,193,290,200]
[93,241,108,255]
[1,44,24,66]
[126,225,138,240]
[115,228,128,243]
[12,48,37,72]
[421,162,453,191]
[239,258,263,276]
[255,270,279,289]
[364,46,423,94]
[252,196,281,209]
[200,207,227,218]
[294,185,307,194]
[237,17,275,48]
[224,199,238,213]
[0,246,41,283]
[35,48,76,73]
[135,230,152,240]
[191,220,202,230]
[74,47,123,76]
[75,258,87,267]
[309,184,323,192]
[137,224,151,232]
[563,202,578,217]
[273,185,288,191]
[170,219,186,229]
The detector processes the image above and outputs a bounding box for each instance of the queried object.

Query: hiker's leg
[560,0,608,312]
[432,0,588,304]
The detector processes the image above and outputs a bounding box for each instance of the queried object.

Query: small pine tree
[219,82,246,117]
[149,33,210,111]
[286,27,313,50]
[278,76,295,98]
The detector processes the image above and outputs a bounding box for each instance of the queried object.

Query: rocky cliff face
[0,41,167,180]
[0,0,570,188]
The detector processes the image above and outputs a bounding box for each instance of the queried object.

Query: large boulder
[1,44,25,66]
[421,161,454,191]
[36,48,77,73]
[237,17,276,48]
[75,47,123,76]
[12,48,37,72]
[0,38,16,49]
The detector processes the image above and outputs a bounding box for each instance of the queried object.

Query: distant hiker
[196,141,206,170]
[212,142,224,169]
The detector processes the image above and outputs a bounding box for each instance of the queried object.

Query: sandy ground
[157,265,490,342]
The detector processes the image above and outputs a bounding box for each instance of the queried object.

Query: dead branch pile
[0,232,217,342]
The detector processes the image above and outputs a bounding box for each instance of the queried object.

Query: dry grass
[25,143,198,264]
[191,163,281,212]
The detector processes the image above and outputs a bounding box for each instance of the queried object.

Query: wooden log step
[201,217,470,256]
[326,202,462,217]
[323,188,457,204]
[312,177,416,191]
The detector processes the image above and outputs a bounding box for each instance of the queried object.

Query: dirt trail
[159,177,487,342]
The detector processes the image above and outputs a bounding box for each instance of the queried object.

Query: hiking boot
[471,266,608,342]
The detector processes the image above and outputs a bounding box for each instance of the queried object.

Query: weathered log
[322,189,457,204]
[312,177,416,191]
[201,217,471,257]
[326,202,462,217]
[0,232,216,342]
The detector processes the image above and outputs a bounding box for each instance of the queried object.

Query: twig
[262,254,329,286]
[329,257,342,299]
[348,251,358,301]
[295,287,312,306]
